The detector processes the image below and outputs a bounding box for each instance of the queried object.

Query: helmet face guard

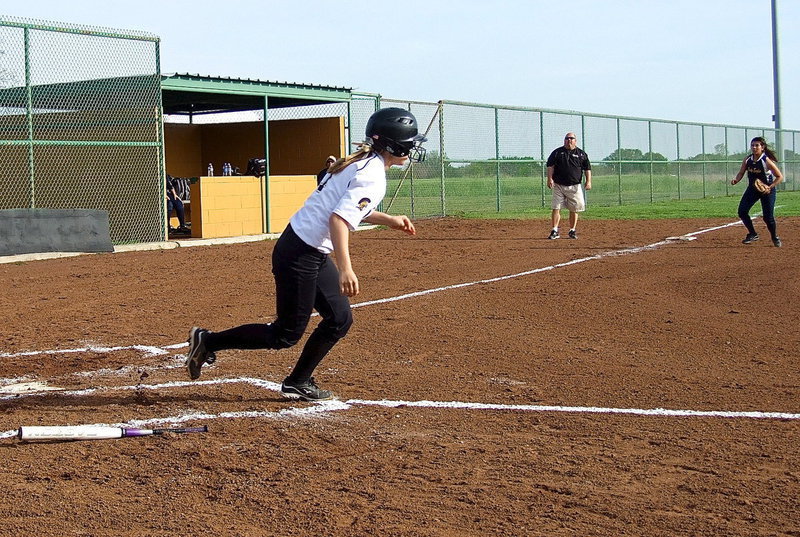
[406,144,426,163]
[372,134,427,163]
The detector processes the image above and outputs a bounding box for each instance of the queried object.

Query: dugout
[0,17,371,252]
[160,73,352,238]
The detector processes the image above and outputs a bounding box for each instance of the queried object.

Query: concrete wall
[267,175,317,233]
[188,174,317,238]
[0,209,113,256]
[189,176,264,239]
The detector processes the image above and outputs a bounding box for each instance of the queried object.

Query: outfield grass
[384,171,799,220]
[450,190,800,220]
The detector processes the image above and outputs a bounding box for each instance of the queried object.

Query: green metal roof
[161,73,352,115]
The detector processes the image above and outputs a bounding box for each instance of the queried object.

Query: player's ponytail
[327,143,375,174]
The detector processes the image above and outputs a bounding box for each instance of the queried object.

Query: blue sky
[2,0,798,130]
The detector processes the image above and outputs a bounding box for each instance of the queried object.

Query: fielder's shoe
[280,377,333,401]
[186,327,216,380]
[773,236,782,247]
[742,233,759,244]
[548,229,560,240]
[568,229,577,240]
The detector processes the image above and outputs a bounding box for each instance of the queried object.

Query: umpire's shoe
[280,377,333,401]
[186,327,216,380]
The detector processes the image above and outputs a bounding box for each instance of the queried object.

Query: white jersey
[290,153,386,254]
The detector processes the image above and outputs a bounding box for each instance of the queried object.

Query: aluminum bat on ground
[17,425,208,441]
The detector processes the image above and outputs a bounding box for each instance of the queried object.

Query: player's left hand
[391,215,416,236]
[339,268,359,297]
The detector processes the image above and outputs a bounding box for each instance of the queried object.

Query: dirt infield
[1,217,798,537]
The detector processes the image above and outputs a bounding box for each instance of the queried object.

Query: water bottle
[207,163,214,176]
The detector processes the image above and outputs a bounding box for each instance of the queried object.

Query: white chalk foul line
[0,343,179,360]
[347,399,800,420]
[2,377,798,439]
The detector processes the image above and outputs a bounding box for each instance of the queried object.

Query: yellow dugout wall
[167,116,343,236]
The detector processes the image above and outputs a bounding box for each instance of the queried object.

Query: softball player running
[186,108,427,401]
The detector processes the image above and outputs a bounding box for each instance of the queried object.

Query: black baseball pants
[738,185,777,239]
[204,224,353,382]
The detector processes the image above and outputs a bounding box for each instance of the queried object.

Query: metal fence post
[701,125,707,198]
[794,132,797,191]
[724,127,730,197]
[155,40,168,241]
[676,123,682,200]
[581,114,587,206]
[616,117,622,205]
[263,96,271,233]
[648,120,653,203]
[540,112,545,208]
[438,102,446,217]
[24,27,34,209]
[495,107,500,212]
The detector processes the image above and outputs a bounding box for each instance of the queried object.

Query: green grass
[448,190,800,220]
[383,171,800,220]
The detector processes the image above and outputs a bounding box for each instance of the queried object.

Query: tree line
[409,145,798,179]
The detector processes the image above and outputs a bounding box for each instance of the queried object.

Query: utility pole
[771,0,782,159]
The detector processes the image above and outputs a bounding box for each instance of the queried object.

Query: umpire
[546,132,592,239]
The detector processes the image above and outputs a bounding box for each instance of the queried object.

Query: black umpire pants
[205,224,353,382]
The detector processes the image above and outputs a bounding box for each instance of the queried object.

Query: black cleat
[568,229,577,239]
[186,327,216,380]
[773,236,782,247]
[280,377,333,401]
[548,229,560,240]
[742,233,759,244]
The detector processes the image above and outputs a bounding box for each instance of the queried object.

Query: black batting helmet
[366,107,427,162]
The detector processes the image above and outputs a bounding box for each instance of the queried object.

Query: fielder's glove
[754,178,771,195]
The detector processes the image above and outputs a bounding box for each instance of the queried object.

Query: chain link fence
[351,95,799,218]
[1,15,797,247]
[0,17,163,244]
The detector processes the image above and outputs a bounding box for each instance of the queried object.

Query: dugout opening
[161,73,351,237]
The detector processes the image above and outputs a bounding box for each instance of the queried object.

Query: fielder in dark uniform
[731,136,784,247]
[185,108,427,401]
[546,132,592,239]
